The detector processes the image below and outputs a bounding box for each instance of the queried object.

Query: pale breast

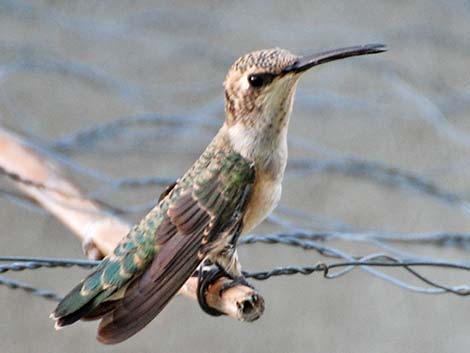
[242,173,282,233]
[225,119,289,233]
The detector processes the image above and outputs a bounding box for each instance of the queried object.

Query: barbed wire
[48,111,466,196]
[3,141,469,219]
[0,275,63,302]
[12,111,465,217]
[2,243,470,304]
[3,153,470,301]
[4,160,470,251]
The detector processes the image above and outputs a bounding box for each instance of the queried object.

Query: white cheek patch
[240,76,251,91]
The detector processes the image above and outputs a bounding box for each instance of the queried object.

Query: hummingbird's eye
[248,74,264,88]
[248,73,275,89]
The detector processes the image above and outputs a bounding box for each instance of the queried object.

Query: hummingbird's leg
[212,208,254,294]
[196,259,226,316]
[217,249,254,293]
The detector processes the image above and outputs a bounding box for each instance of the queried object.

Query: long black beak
[283,43,387,74]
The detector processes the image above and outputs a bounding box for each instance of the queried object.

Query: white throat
[227,115,289,180]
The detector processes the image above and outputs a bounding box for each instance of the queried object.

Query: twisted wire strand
[0,256,99,272]
[62,125,467,216]
[4,154,470,221]
[40,115,470,216]
[0,165,153,216]
[2,250,470,302]
[0,275,63,302]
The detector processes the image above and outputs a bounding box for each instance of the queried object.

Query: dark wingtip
[52,299,97,329]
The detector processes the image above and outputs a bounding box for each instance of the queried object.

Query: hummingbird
[51,43,386,344]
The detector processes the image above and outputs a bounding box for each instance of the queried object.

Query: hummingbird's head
[223,48,298,129]
[223,44,386,128]
[222,44,386,165]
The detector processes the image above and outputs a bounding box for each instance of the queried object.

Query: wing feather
[96,152,255,344]
[53,150,255,345]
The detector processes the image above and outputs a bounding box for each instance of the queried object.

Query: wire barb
[2,240,470,303]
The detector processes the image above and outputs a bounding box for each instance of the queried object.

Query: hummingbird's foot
[219,274,254,295]
[196,261,226,317]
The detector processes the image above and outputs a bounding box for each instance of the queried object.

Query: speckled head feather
[230,48,297,75]
[223,48,299,127]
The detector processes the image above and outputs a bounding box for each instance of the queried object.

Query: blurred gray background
[1,1,470,352]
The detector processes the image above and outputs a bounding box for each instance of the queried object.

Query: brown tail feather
[97,233,202,344]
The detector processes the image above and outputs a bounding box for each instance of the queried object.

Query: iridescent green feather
[53,145,254,330]
[53,219,159,320]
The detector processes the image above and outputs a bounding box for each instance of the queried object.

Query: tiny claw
[219,275,254,295]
